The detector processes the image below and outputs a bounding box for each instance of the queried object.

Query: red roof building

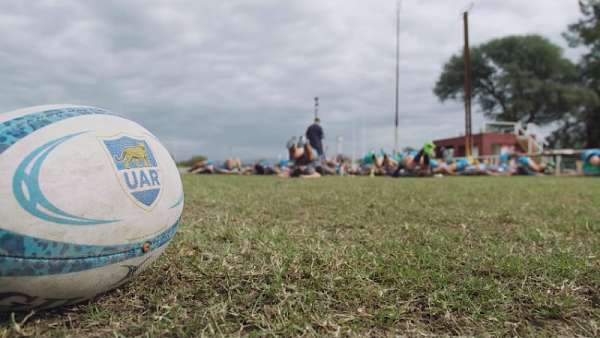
[433,133,524,157]
[432,123,543,157]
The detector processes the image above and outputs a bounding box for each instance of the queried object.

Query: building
[433,122,543,157]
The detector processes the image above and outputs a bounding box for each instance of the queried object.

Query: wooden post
[463,11,473,158]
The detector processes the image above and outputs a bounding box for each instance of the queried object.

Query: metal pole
[337,136,343,157]
[314,97,319,120]
[361,113,366,157]
[352,120,357,166]
[394,0,401,155]
[463,11,473,158]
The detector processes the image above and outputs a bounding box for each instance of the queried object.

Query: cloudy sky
[0,1,583,160]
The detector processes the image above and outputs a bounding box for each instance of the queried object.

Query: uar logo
[102,135,161,209]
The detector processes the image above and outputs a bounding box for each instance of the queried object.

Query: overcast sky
[0,1,583,160]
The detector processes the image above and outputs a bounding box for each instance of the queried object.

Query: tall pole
[360,112,366,158]
[352,119,357,166]
[394,0,401,155]
[463,10,473,158]
[314,97,319,120]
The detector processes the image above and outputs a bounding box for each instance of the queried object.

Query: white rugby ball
[0,105,184,311]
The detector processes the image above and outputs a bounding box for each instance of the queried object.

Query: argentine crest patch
[101,135,161,209]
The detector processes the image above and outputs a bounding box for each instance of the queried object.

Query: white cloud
[0,0,583,160]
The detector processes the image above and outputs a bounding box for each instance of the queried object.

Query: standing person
[306,117,325,159]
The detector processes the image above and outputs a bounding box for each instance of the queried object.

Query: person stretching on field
[393,141,436,176]
[188,159,215,174]
[286,136,321,178]
[515,155,545,175]
[582,149,600,176]
[215,158,244,175]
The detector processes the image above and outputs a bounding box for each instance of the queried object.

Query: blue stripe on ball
[12,132,119,226]
[0,218,179,277]
[0,107,116,155]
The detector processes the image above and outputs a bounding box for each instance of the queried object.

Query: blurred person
[582,149,600,176]
[332,154,352,176]
[253,159,278,175]
[306,117,325,159]
[393,141,436,176]
[286,136,321,178]
[429,158,452,175]
[188,159,215,174]
[490,150,517,176]
[359,150,389,176]
[444,158,471,175]
[381,151,400,175]
[391,150,417,176]
[215,157,244,174]
[515,155,545,175]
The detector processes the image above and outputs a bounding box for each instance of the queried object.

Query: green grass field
[2,175,600,337]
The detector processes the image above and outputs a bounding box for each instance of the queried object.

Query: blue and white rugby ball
[0,105,184,311]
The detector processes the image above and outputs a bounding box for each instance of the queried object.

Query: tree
[557,0,600,148]
[434,35,596,138]
[177,155,207,167]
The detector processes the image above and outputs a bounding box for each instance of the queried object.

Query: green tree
[177,155,207,167]
[553,0,600,148]
[434,35,596,144]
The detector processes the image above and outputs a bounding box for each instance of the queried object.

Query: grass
[2,175,600,337]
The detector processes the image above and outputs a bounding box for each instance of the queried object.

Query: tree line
[434,1,600,148]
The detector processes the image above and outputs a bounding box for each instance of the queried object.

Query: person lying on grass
[253,157,324,177]
[275,158,294,177]
[443,157,470,175]
[188,158,245,175]
[429,158,452,175]
[384,156,399,175]
[515,154,546,175]
[252,159,278,175]
[416,145,454,176]
[286,136,321,178]
[442,158,495,176]
[358,150,374,175]
[493,150,517,175]
[582,149,600,176]
[392,142,436,176]
[214,158,245,175]
[315,157,337,176]
[481,152,522,176]
[359,150,386,176]
[583,149,600,167]
[188,159,215,174]
[332,154,352,176]
[358,149,400,176]
[389,150,416,176]
[393,149,418,174]
[344,162,362,176]
[464,162,494,176]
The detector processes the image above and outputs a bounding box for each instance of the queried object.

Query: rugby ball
[0,105,184,311]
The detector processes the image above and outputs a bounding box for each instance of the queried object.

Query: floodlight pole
[394,0,401,155]
[463,10,473,158]
[336,136,343,157]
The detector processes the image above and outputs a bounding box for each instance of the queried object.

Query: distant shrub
[177,155,207,167]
